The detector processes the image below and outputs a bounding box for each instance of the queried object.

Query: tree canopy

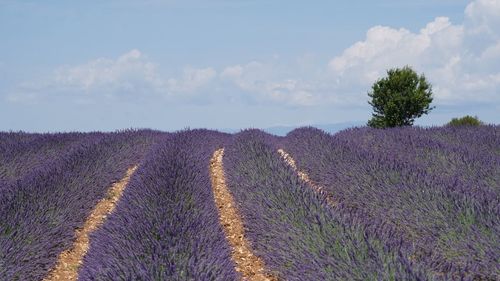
[447,115,484,126]
[367,66,434,128]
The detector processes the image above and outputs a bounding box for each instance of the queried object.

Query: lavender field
[0,126,498,280]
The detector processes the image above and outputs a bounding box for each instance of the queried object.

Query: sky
[1,0,499,132]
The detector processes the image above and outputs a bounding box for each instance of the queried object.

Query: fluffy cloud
[220,0,500,106]
[328,0,500,104]
[53,49,216,96]
[8,49,217,102]
[465,0,500,39]
[220,65,244,79]
[220,62,319,106]
[7,0,500,108]
[167,67,216,94]
[53,49,163,93]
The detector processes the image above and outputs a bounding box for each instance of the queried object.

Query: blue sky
[1,0,499,132]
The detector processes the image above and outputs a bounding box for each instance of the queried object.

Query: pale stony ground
[210,148,277,281]
[44,166,137,281]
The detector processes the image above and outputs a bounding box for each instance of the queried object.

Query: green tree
[447,115,483,126]
[367,66,434,128]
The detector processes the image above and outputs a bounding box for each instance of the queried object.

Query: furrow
[44,166,137,281]
[210,148,277,281]
[277,149,337,207]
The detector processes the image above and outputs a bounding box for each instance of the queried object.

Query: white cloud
[220,65,243,79]
[53,49,163,93]
[6,0,500,109]
[220,62,320,106]
[329,17,463,78]
[166,67,216,94]
[465,0,500,38]
[328,0,500,104]
[7,49,217,102]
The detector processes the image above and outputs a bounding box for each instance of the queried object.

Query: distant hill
[219,122,365,136]
[262,122,365,136]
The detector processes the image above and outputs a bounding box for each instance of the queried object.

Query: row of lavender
[281,126,500,279]
[0,132,84,184]
[0,130,160,280]
[78,130,238,280]
[223,130,433,280]
[2,127,497,280]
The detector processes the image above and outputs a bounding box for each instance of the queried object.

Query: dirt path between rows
[278,149,337,207]
[210,149,277,281]
[44,165,138,281]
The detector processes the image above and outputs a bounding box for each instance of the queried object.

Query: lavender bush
[0,132,85,184]
[0,130,160,280]
[1,126,497,280]
[282,126,500,279]
[78,130,238,280]
[224,129,432,280]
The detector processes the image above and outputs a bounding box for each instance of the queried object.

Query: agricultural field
[0,127,498,280]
